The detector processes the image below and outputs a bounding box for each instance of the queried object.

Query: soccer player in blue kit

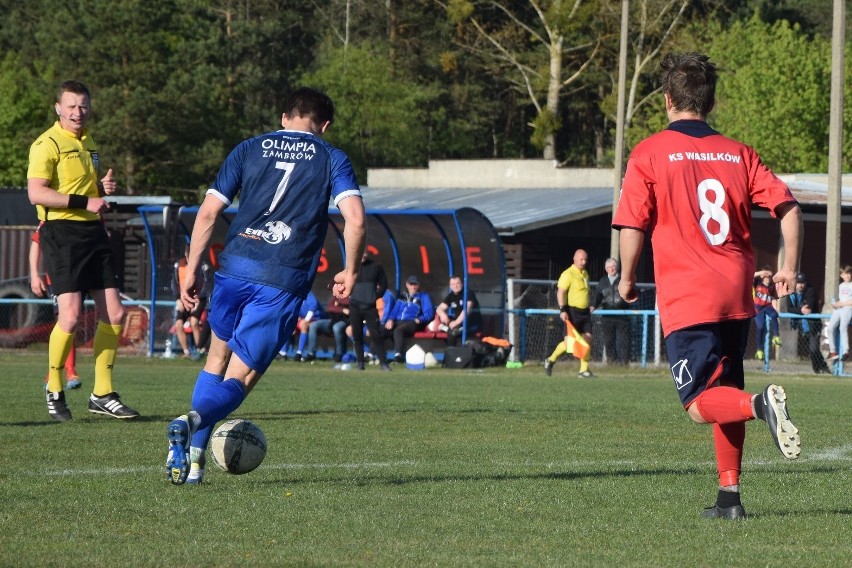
[166,88,366,485]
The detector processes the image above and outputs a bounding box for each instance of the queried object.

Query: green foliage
[3,352,852,565]
[622,13,840,172]
[530,107,561,151]
[0,0,846,193]
[0,54,46,186]
[707,16,831,172]
[301,42,432,181]
[447,0,475,23]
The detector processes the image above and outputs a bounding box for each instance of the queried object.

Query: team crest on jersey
[671,359,693,390]
[242,220,292,244]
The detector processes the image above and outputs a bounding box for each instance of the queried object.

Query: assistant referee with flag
[544,249,594,377]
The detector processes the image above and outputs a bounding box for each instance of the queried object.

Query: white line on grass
[41,460,417,477]
[39,447,852,479]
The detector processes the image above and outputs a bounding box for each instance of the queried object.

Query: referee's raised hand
[101,168,116,195]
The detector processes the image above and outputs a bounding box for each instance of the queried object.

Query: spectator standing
[27,80,138,421]
[544,249,594,377]
[785,273,830,374]
[362,288,397,362]
[173,243,212,358]
[29,223,81,389]
[386,275,434,363]
[349,251,391,371]
[165,87,366,485]
[753,266,782,360]
[435,275,482,346]
[825,265,852,362]
[614,52,802,519]
[591,258,630,366]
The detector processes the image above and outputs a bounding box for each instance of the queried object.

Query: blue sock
[192,377,246,431]
[190,370,223,449]
[298,332,308,353]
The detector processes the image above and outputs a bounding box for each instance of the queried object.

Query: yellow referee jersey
[557,264,590,309]
[27,122,101,222]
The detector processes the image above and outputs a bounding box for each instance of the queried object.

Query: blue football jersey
[208,129,361,297]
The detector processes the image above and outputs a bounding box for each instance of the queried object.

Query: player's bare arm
[617,227,645,303]
[181,194,225,311]
[333,194,366,299]
[773,202,803,298]
[556,287,569,321]
[28,240,47,297]
[27,177,112,215]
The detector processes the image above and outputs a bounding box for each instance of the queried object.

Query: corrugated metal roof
[363,178,852,236]
[362,186,614,236]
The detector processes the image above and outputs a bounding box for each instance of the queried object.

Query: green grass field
[2,351,851,567]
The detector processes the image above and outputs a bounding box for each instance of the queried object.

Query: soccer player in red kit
[613,53,803,519]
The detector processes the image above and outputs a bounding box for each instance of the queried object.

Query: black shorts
[568,307,592,334]
[40,221,119,295]
[664,319,749,408]
[176,297,208,321]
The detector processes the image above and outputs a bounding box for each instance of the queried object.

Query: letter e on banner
[466,246,483,274]
[419,245,430,275]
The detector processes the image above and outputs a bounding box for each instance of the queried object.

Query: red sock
[714,421,745,487]
[694,386,755,424]
[64,345,77,376]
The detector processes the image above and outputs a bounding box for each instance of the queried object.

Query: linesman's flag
[564,320,590,360]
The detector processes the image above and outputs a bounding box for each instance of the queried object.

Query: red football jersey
[613,120,797,336]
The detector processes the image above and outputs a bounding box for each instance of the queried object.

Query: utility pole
[611,0,629,260]
[825,0,845,309]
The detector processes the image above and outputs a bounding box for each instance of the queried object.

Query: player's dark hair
[660,52,716,117]
[284,87,335,125]
[842,265,852,275]
[57,80,90,102]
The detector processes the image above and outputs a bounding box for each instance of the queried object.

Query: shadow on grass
[257,463,850,488]
[2,414,180,427]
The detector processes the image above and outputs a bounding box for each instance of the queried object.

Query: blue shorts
[208,273,302,374]
[664,320,749,408]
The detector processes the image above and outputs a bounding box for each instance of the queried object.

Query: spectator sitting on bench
[279,290,322,360]
[385,275,433,363]
[435,275,481,346]
[303,296,350,362]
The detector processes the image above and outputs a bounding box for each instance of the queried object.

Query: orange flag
[564,320,590,360]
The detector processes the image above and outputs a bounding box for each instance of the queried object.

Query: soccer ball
[210,419,267,475]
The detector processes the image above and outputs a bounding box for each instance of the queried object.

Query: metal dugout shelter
[137,205,506,356]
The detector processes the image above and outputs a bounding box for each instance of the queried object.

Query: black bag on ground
[443,346,475,368]
[464,337,513,368]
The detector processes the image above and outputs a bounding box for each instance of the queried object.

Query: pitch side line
[38,447,852,477]
[41,460,417,477]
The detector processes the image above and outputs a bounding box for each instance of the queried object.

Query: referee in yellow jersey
[27,80,139,421]
[544,249,595,377]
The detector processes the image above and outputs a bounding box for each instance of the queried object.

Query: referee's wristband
[560,306,570,314]
[67,194,89,210]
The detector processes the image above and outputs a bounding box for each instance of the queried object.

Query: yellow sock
[48,324,75,392]
[579,357,589,373]
[549,342,567,361]
[93,321,122,396]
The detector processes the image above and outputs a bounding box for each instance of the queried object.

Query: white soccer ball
[210,419,267,475]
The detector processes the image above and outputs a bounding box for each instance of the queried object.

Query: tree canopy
[0,0,848,194]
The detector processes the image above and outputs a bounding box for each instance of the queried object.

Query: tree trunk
[543,35,563,160]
